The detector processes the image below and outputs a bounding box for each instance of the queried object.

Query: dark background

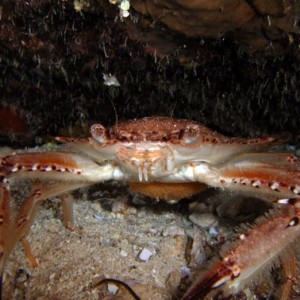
[0,0,299,146]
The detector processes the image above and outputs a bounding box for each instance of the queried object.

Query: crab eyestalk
[182,125,200,145]
[90,123,107,144]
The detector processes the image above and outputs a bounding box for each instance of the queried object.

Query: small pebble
[285,144,296,152]
[93,213,103,221]
[180,266,191,276]
[49,273,56,282]
[187,229,206,267]
[127,207,138,215]
[189,212,218,228]
[189,202,210,213]
[165,270,181,290]
[139,248,153,261]
[46,219,62,234]
[209,226,218,237]
[120,249,128,257]
[100,238,115,246]
[137,210,147,218]
[127,235,137,244]
[111,198,128,213]
[162,225,185,237]
[107,283,119,294]
[135,237,152,247]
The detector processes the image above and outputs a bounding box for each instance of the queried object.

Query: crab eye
[90,124,107,144]
[182,126,200,145]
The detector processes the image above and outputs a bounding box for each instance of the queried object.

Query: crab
[0,116,300,299]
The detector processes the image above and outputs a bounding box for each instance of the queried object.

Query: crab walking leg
[181,211,300,300]
[0,185,15,276]
[0,152,125,271]
[17,182,90,237]
[16,182,91,267]
[0,181,91,272]
[0,185,11,300]
[0,183,89,299]
[61,194,75,229]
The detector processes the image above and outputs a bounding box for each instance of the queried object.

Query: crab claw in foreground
[181,208,300,300]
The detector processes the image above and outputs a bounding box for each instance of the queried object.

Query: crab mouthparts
[117,144,174,182]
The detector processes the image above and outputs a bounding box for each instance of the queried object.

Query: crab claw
[181,210,300,300]
[215,152,300,200]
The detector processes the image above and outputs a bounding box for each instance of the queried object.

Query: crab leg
[183,152,300,201]
[16,181,91,267]
[215,152,300,200]
[0,152,124,183]
[0,182,87,299]
[0,152,124,273]
[0,181,91,272]
[181,209,300,300]
[0,185,14,275]
[61,194,75,229]
[15,181,91,239]
[0,184,11,300]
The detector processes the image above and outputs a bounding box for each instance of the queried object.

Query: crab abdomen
[129,182,207,200]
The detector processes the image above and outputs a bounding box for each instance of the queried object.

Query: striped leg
[215,152,300,201]
[181,209,300,300]
[0,152,124,184]
[1,181,91,271]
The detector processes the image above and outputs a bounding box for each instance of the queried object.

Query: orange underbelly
[129,182,207,200]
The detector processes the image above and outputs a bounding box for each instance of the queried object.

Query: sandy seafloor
[3,182,192,300]
[2,181,300,300]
